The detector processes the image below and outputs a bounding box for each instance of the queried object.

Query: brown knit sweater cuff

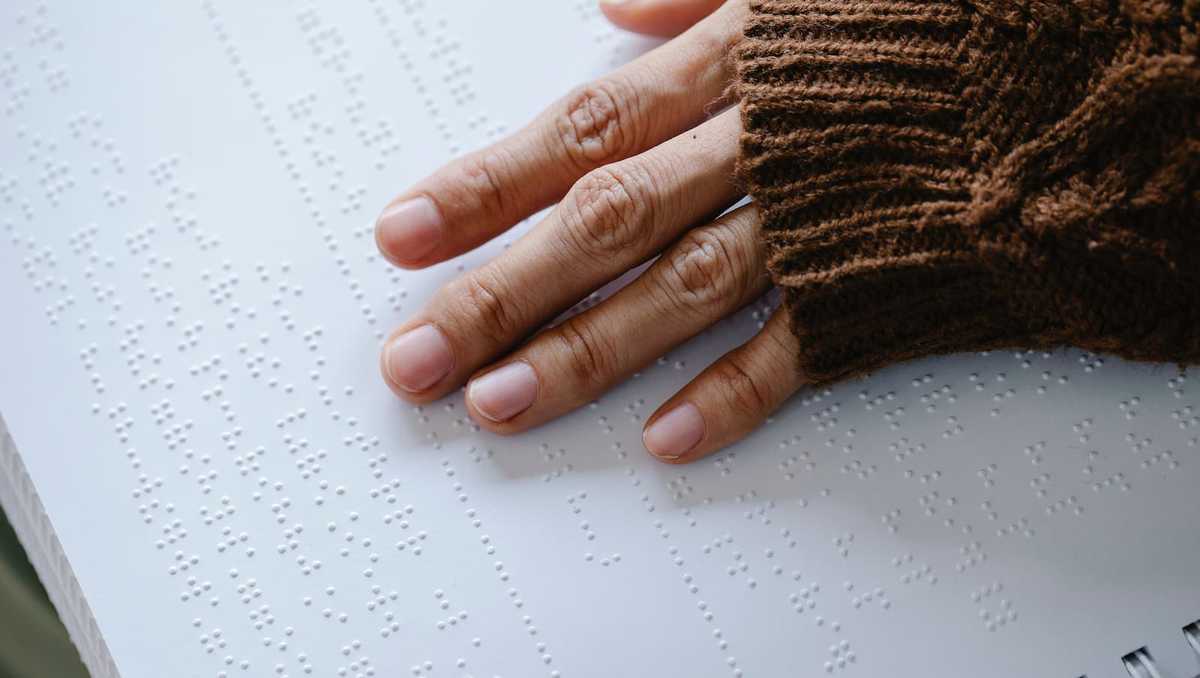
[735,0,1200,385]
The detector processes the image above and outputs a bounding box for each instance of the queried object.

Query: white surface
[1,2,1199,677]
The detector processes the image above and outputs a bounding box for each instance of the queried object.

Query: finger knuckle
[663,229,741,313]
[556,77,640,169]
[561,165,653,258]
[456,150,512,218]
[442,269,521,347]
[762,320,801,374]
[551,317,620,389]
[715,353,774,420]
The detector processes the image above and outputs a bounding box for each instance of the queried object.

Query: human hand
[375,0,805,463]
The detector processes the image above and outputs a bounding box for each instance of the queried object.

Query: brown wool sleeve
[734,0,1200,385]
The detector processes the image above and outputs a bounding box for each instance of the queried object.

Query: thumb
[599,0,728,38]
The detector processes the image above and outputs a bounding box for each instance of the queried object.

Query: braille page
[0,2,1198,678]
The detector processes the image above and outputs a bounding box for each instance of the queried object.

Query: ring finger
[463,202,770,429]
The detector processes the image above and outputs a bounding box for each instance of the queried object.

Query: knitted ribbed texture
[735,0,1200,384]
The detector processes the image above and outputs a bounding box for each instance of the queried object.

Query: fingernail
[375,196,442,264]
[468,361,538,422]
[384,324,453,392]
[643,402,704,460]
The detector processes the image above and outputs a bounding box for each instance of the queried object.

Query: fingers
[463,203,770,430]
[381,110,743,402]
[643,308,805,463]
[374,0,746,269]
[600,0,730,38]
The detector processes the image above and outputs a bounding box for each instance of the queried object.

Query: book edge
[0,412,121,678]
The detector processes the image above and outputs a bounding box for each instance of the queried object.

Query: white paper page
[1,2,1198,678]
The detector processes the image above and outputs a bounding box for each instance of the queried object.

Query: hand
[375,0,804,463]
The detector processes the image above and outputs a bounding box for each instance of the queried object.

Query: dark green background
[0,508,88,678]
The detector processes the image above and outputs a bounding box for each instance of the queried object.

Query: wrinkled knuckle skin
[561,166,652,259]
[552,318,619,390]
[457,150,512,219]
[556,78,639,169]
[717,355,773,421]
[665,230,739,314]
[442,271,521,349]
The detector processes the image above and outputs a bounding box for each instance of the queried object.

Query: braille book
[0,2,1197,678]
